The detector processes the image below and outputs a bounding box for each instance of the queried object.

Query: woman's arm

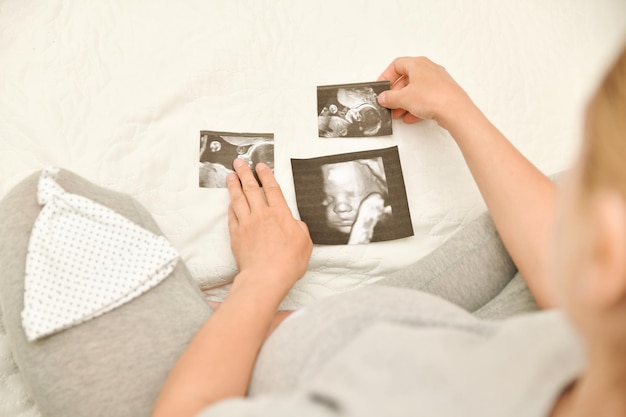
[378,57,558,308]
[152,159,313,417]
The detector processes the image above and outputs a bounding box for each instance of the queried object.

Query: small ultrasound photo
[291,146,413,245]
[199,131,274,188]
[317,80,392,138]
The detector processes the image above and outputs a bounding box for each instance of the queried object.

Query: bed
[1,1,625,415]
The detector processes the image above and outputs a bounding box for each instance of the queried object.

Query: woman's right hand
[377,57,474,131]
[377,58,560,310]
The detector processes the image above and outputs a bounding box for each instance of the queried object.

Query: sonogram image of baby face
[321,158,388,234]
[291,146,413,245]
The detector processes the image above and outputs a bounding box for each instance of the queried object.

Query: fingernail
[233,158,245,168]
[256,162,267,171]
[377,92,386,105]
[226,172,238,182]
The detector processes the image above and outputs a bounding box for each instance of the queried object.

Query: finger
[377,88,408,110]
[378,76,408,119]
[297,220,311,238]
[226,171,250,219]
[255,163,288,208]
[377,57,412,85]
[392,108,408,120]
[227,202,239,235]
[390,74,408,90]
[232,158,267,210]
[403,113,422,124]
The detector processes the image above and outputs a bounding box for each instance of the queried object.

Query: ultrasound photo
[199,131,274,188]
[291,146,413,245]
[317,81,392,138]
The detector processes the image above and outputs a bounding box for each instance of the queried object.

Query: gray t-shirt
[198,286,585,417]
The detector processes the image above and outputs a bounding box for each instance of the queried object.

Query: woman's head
[555,43,626,341]
[581,46,626,199]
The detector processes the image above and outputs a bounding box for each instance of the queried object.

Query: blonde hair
[581,43,626,195]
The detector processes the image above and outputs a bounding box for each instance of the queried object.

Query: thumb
[297,220,311,236]
[377,89,407,110]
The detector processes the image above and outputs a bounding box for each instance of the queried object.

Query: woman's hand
[227,158,313,296]
[377,56,474,131]
[153,160,312,417]
[376,56,559,308]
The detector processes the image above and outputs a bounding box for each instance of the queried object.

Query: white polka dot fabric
[21,167,179,342]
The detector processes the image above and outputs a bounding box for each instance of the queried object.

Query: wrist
[229,269,293,307]
[435,91,478,133]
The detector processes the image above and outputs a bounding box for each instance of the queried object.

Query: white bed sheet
[1,1,625,415]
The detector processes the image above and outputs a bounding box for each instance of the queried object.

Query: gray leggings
[0,169,537,417]
[377,211,538,320]
[0,170,212,417]
[248,212,539,395]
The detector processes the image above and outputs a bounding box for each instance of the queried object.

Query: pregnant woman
[0,43,625,417]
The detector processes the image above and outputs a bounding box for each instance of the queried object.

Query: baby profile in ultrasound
[291,147,413,245]
[317,81,392,138]
[321,159,392,244]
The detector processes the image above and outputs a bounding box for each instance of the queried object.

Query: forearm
[442,101,559,308]
[151,271,285,417]
[377,57,559,307]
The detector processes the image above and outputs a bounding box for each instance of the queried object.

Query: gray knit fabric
[0,170,212,417]
[0,170,548,417]
[202,287,584,417]
[376,211,538,317]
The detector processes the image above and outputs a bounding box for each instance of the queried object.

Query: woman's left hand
[227,158,313,296]
[153,160,311,417]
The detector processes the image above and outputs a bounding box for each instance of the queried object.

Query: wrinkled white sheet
[1,1,625,415]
